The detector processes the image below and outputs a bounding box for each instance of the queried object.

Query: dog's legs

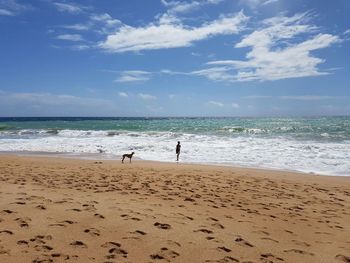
[122,156,125,163]
[129,157,132,163]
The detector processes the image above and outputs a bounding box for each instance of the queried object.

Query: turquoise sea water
[0,117,349,175]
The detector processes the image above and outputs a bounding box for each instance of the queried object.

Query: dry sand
[0,155,349,263]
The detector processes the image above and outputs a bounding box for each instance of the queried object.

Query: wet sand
[0,155,349,263]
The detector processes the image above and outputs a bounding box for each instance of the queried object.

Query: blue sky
[0,0,349,117]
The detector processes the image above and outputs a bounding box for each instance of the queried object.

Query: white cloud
[161,0,223,15]
[192,66,235,82]
[53,2,83,14]
[240,0,279,8]
[138,93,157,100]
[160,69,189,75]
[0,8,13,15]
[61,23,91,31]
[162,1,201,14]
[232,103,240,108]
[0,0,31,16]
[99,11,248,53]
[118,92,128,98]
[199,13,340,82]
[208,100,224,107]
[115,71,151,83]
[71,44,90,50]
[56,34,84,41]
[88,13,123,35]
[57,13,120,36]
[261,0,279,6]
[90,13,121,32]
[191,52,201,56]
[344,29,350,35]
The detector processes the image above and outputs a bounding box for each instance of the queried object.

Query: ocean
[0,117,349,176]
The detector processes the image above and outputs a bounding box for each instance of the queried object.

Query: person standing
[176,141,181,161]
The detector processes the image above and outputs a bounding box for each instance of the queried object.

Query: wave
[0,129,181,139]
[0,125,10,131]
[1,126,349,142]
[0,129,349,176]
[220,126,267,134]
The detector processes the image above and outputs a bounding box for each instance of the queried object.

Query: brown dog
[122,152,135,163]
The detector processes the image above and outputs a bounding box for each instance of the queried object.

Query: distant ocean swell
[0,117,349,176]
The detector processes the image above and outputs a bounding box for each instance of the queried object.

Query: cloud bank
[197,12,340,82]
[99,11,248,53]
[115,71,151,83]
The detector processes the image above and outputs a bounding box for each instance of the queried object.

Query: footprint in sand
[61,220,76,225]
[29,235,52,245]
[15,217,31,228]
[94,213,105,219]
[1,209,15,215]
[34,244,53,252]
[261,237,279,243]
[217,246,232,253]
[32,255,54,263]
[70,208,82,212]
[50,253,70,260]
[35,204,46,210]
[12,201,26,205]
[49,220,76,227]
[283,249,314,256]
[82,204,96,212]
[166,240,181,248]
[150,247,179,261]
[84,228,100,236]
[205,256,239,263]
[154,222,171,230]
[291,240,311,247]
[194,228,213,234]
[0,230,13,235]
[132,230,147,235]
[335,254,350,262]
[70,240,87,248]
[17,240,29,246]
[234,237,254,247]
[260,253,284,262]
[211,223,225,229]
[120,214,141,221]
[101,242,128,260]
[0,245,10,255]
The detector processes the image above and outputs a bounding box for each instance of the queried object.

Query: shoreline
[0,150,348,178]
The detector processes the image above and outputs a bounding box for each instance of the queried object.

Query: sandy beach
[0,155,349,263]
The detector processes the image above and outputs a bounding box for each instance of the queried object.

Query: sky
[0,0,349,117]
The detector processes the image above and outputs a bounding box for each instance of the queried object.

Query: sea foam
[0,129,349,176]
